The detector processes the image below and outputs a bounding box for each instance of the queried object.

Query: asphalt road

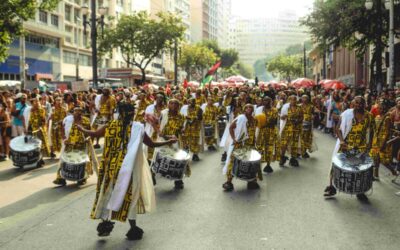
[1,131,400,250]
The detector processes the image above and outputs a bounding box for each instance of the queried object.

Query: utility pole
[174,39,178,85]
[303,44,307,78]
[76,16,81,81]
[388,0,395,89]
[19,36,26,89]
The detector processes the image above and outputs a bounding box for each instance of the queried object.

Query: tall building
[231,11,309,66]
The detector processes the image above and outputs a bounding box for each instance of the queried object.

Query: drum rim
[61,150,89,163]
[10,136,42,152]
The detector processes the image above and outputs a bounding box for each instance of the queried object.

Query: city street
[1,131,400,250]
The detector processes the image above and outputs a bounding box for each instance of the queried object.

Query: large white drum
[10,136,42,167]
[151,148,191,180]
[60,150,89,181]
[332,151,373,194]
[232,149,261,181]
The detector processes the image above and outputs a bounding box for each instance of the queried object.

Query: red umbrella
[225,75,248,83]
[292,78,315,89]
[323,80,346,90]
[267,81,287,89]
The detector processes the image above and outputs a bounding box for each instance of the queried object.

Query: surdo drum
[204,124,215,138]
[332,151,373,194]
[60,150,89,181]
[302,121,312,131]
[218,116,227,139]
[151,148,191,180]
[10,136,42,168]
[232,149,261,181]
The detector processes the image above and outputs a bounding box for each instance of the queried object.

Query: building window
[51,14,59,27]
[63,51,77,64]
[39,10,47,24]
[65,5,72,22]
[74,8,80,24]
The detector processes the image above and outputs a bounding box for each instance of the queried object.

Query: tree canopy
[0,0,60,62]
[301,0,400,89]
[98,11,185,84]
[266,54,302,82]
[178,43,218,81]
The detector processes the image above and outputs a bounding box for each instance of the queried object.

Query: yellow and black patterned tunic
[182,105,202,153]
[94,96,116,128]
[91,120,145,222]
[227,116,261,180]
[162,112,185,138]
[195,96,205,106]
[51,106,67,152]
[280,105,303,158]
[371,114,391,164]
[29,107,50,156]
[341,112,374,152]
[203,104,219,145]
[301,103,314,155]
[256,108,278,163]
[147,104,166,161]
[134,99,149,123]
[64,116,91,152]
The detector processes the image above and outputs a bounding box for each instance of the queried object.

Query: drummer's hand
[168,136,178,144]
[76,125,84,132]
[339,141,348,151]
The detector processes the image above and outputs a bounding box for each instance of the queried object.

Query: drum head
[233,149,261,161]
[61,150,89,164]
[10,136,42,152]
[332,152,373,172]
[157,148,191,161]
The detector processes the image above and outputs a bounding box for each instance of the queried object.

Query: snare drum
[94,116,109,126]
[151,148,191,180]
[204,124,215,138]
[60,150,89,181]
[10,136,42,167]
[332,152,373,194]
[232,149,261,181]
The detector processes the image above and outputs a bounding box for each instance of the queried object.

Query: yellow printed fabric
[370,115,391,165]
[91,120,145,222]
[256,108,278,163]
[227,117,261,180]
[51,107,67,152]
[203,105,218,145]
[182,105,202,153]
[147,105,165,161]
[301,103,314,155]
[162,112,185,138]
[195,96,205,106]
[341,112,374,152]
[29,107,50,156]
[134,100,149,123]
[280,105,303,158]
[94,96,116,128]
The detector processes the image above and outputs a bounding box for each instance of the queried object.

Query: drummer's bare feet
[247,181,260,190]
[323,186,337,197]
[97,220,115,237]
[302,152,310,159]
[221,152,227,162]
[222,181,234,191]
[289,157,299,167]
[50,152,56,159]
[263,164,273,173]
[53,178,66,186]
[208,146,216,151]
[37,159,45,168]
[77,179,87,186]
[126,220,143,241]
[192,154,200,161]
[279,156,288,167]
[174,180,184,189]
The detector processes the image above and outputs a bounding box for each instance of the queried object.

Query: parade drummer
[222,104,261,191]
[370,99,398,180]
[134,91,149,123]
[77,101,176,241]
[92,88,116,149]
[159,99,187,189]
[201,97,219,151]
[255,96,278,174]
[300,95,315,159]
[49,97,67,159]
[25,95,50,165]
[324,96,374,200]
[181,97,203,162]
[279,95,303,167]
[53,106,96,186]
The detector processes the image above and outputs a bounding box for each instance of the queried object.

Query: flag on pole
[201,61,221,88]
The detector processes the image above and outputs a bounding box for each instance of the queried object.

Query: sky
[231,0,315,19]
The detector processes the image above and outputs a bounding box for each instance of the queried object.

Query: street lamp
[81,2,106,89]
[365,0,398,89]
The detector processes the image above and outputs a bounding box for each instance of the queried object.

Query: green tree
[98,11,185,84]
[220,48,239,68]
[0,0,60,62]
[236,62,254,79]
[301,0,400,90]
[178,43,218,81]
[266,54,302,82]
